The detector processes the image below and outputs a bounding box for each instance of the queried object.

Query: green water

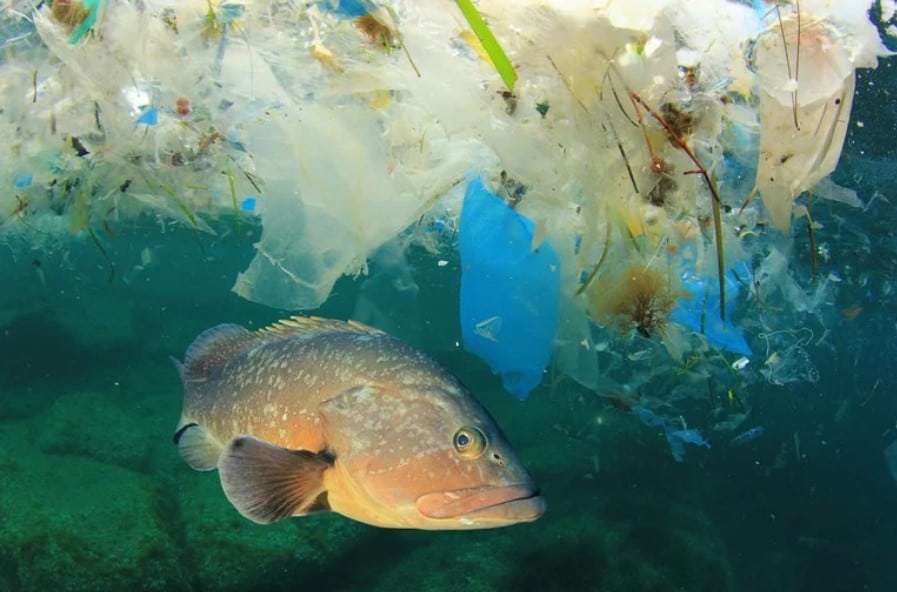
[1,218,895,591]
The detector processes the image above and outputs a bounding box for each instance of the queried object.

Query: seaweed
[591,264,678,339]
[455,0,517,91]
[629,92,728,321]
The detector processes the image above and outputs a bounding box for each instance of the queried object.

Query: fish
[172,316,545,530]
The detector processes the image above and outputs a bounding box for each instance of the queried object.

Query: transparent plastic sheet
[757,329,821,386]
[0,0,894,407]
[886,441,897,487]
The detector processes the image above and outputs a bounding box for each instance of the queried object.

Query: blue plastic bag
[458,177,560,399]
[671,258,751,356]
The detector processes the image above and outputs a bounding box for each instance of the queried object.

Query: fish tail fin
[174,423,223,471]
[183,323,257,380]
[218,435,334,524]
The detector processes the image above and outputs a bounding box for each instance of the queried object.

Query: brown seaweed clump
[590,265,677,338]
[355,15,399,49]
[51,0,91,29]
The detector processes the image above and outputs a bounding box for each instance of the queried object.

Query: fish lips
[416,484,546,525]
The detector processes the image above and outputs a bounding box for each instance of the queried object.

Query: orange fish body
[174,317,544,530]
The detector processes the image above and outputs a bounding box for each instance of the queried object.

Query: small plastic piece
[636,406,711,462]
[13,173,33,189]
[317,0,371,18]
[666,429,711,462]
[671,260,751,356]
[136,107,158,126]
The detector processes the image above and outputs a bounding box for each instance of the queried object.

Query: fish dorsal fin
[218,435,335,524]
[184,323,257,380]
[258,316,385,339]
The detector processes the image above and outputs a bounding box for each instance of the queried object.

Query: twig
[576,222,612,296]
[629,92,727,321]
[773,1,800,130]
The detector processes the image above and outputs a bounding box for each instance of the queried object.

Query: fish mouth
[416,484,546,526]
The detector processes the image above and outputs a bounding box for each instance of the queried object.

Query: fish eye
[453,427,487,458]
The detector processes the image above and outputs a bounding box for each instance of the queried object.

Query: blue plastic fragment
[13,173,33,189]
[671,258,751,356]
[666,429,711,462]
[458,177,560,400]
[729,426,765,447]
[70,0,105,44]
[635,405,711,462]
[226,131,248,153]
[136,108,159,126]
[317,0,371,18]
[635,405,668,429]
[241,197,257,212]
[219,3,245,24]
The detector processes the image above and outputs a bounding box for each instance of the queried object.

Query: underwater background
[3,5,897,592]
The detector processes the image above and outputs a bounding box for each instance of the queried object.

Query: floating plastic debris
[671,260,752,356]
[729,426,765,447]
[135,107,158,126]
[636,406,711,462]
[459,177,560,400]
[240,197,257,213]
[0,0,891,402]
[13,173,33,189]
[666,429,711,463]
[886,442,897,487]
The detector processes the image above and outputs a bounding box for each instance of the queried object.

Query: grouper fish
[173,316,545,529]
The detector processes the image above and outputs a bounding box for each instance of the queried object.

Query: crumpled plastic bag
[458,177,560,399]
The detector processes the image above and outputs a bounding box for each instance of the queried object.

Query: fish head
[320,383,544,530]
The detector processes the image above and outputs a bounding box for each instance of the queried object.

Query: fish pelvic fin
[218,435,334,524]
[183,323,258,381]
[257,315,385,339]
[174,423,223,471]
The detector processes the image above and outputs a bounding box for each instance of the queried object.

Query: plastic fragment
[729,426,765,446]
[636,406,711,462]
[13,173,33,189]
[671,259,751,356]
[458,177,560,400]
[136,108,159,126]
[318,0,371,18]
[885,441,897,486]
[666,429,711,462]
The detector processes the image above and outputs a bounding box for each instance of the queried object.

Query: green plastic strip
[70,0,105,44]
[455,0,517,92]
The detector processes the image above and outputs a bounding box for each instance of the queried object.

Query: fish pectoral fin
[174,423,223,471]
[218,435,334,524]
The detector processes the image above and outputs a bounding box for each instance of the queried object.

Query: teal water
[3,35,897,592]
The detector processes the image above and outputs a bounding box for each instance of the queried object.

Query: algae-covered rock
[0,421,188,592]
[176,468,367,592]
[36,391,174,472]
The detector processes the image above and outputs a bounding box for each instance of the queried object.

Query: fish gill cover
[0,0,894,414]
